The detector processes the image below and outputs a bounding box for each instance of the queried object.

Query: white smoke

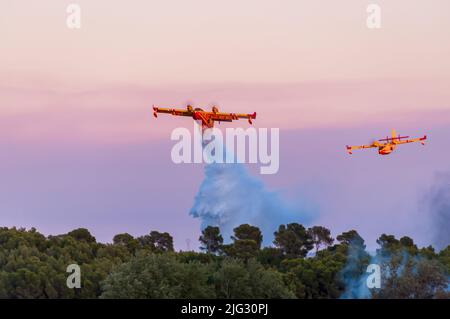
[426,173,450,251]
[339,242,372,299]
[189,162,314,246]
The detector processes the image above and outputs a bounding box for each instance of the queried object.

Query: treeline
[0,224,448,299]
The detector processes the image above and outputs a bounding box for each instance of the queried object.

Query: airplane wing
[396,135,427,145]
[210,112,257,124]
[346,143,378,154]
[153,106,193,118]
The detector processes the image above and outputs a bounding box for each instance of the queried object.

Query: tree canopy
[0,225,448,299]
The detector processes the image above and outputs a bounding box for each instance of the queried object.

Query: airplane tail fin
[392,129,397,139]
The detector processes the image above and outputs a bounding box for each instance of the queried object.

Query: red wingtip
[346,146,353,154]
[421,135,427,145]
[248,112,256,124]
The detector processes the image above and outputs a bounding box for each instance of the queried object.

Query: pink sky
[1,1,450,86]
[0,1,449,249]
[2,0,449,126]
[1,0,449,134]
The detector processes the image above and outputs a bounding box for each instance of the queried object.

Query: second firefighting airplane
[153,104,256,131]
[346,129,427,155]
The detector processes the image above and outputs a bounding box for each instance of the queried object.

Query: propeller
[184,100,195,110]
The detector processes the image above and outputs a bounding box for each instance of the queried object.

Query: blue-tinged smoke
[190,162,314,246]
[426,173,450,251]
[340,247,410,299]
[339,242,372,299]
[340,245,449,298]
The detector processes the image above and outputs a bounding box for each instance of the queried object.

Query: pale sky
[1,0,450,88]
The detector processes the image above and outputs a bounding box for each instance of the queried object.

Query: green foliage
[67,228,96,243]
[308,226,334,254]
[0,227,133,298]
[273,223,313,258]
[438,245,450,274]
[146,231,174,252]
[368,234,449,299]
[224,224,263,259]
[231,224,262,249]
[282,245,348,298]
[176,251,220,265]
[199,226,223,254]
[257,247,285,268]
[336,230,365,249]
[101,253,214,299]
[113,233,140,254]
[231,224,263,248]
[0,225,448,299]
[224,240,260,260]
[213,258,295,299]
[373,253,448,299]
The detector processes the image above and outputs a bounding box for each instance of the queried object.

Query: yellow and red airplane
[153,104,256,131]
[346,129,427,155]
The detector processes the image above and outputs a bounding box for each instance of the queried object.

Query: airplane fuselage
[378,143,396,155]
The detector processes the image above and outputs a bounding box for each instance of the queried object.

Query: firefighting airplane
[153,104,256,131]
[346,129,427,155]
